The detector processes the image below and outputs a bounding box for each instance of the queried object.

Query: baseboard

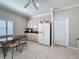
[38,43,51,47]
[68,46,78,50]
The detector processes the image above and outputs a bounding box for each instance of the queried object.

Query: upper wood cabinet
[27,14,52,28]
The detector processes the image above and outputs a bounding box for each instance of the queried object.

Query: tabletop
[0,37,13,42]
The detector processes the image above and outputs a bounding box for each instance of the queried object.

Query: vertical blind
[0,20,13,36]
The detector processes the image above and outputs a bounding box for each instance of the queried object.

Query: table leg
[12,48,14,59]
[2,43,7,59]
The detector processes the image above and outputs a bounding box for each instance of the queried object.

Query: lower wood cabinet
[25,33,38,42]
[78,40,79,49]
[77,40,79,55]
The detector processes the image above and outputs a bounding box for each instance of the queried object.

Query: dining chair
[8,41,20,59]
[8,35,27,59]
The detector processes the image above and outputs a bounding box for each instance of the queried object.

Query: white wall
[54,7,79,48]
[0,9,27,35]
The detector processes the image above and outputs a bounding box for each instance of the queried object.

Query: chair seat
[9,43,19,48]
[19,41,26,45]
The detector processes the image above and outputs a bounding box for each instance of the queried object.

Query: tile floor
[0,41,78,59]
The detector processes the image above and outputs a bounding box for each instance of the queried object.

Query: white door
[54,18,69,46]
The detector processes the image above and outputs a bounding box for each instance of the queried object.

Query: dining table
[0,35,26,59]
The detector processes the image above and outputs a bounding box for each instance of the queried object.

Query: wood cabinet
[77,39,79,55]
[26,14,52,43]
[77,40,79,50]
[25,33,38,42]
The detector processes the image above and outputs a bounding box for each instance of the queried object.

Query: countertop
[24,31,38,34]
[77,38,79,40]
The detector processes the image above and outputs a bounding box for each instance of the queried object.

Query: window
[0,20,6,36]
[7,21,13,35]
[0,20,13,36]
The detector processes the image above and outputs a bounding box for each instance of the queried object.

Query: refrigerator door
[38,23,50,46]
[38,24,44,44]
[43,23,50,45]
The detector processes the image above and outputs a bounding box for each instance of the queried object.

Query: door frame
[53,17,69,47]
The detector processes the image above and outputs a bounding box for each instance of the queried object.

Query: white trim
[53,17,69,47]
[31,8,54,18]
[54,17,69,20]
[50,10,54,46]
[68,47,78,50]
[55,4,79,12]
[31,13,51,18]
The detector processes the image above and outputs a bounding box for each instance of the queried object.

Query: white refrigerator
[38,23,50,46]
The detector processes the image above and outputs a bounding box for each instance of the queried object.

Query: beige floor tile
[0,41,78,59]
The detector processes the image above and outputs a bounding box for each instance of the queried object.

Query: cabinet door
[78,40,79,49]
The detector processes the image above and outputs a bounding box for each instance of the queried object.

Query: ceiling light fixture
[24,0,39,10]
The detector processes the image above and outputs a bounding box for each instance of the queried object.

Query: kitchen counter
[24,31,38,34]
[77,38,79,40]
[24,28,38,34]
[24,28,38,42]
[77,38,79,51]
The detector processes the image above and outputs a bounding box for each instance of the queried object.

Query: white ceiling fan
[24,0,39,10]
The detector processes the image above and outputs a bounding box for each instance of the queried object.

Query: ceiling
[0,0,79,17]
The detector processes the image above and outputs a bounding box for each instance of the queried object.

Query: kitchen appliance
[38,23,51,46]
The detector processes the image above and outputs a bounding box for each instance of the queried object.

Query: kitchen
[24,14,52,46]
[0,0,79,59]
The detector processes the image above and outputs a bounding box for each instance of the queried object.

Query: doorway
[54,17,69,47]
